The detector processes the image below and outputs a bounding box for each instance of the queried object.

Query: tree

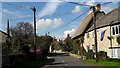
[63,34,73,52]
[79,36,86,56]
[10,22,33,38]
[72,39,80,54]
[36,35,53,53]
[10,22,34,54]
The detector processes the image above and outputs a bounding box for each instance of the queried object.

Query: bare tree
[10,22,33,38]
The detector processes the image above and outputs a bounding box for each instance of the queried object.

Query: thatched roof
[72,12,94,38]
[72,7,120,39]
[72,11,105,39]
[86,7,120,32]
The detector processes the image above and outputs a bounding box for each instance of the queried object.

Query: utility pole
[7,19,10,37]
[90,6,98,62]
[6,19,10,48]
[31,7,37,59]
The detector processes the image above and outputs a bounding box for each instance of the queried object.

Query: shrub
[98,51,108,61]
[85,49,95,59]
[116,36,120,45]
[72,40,80,54]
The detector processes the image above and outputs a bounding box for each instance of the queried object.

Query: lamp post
[31,7,37,59]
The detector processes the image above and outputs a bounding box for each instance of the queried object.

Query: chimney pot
[96,4,101,11]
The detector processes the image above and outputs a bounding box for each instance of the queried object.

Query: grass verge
[85,59,120,68]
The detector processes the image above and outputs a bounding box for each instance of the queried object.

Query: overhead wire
[1,1,31,9]
[60,0,113,7]
[1,16,33,21]
[49,9,90,33]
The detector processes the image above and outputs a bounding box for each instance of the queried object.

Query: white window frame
[110,48,120,59]
[112,24,120,36]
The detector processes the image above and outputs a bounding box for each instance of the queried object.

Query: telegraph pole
[6,19,10,48]
[7,19,10,37]
[31,7,37,59]
[90,6,98,62]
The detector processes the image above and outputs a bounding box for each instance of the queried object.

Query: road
[42,53,98,68]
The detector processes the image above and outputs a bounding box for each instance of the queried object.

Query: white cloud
[36,18,64,29]
[72,5,82,13]
[64,29,76,36]
[101,6,113,13]
[85,0,95,6]
[56,35,66,40]
[112,0,120,3]
[37,0,61,18]
[56,29,76,40]
[2,9,23,18]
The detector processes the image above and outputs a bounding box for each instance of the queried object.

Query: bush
[116,36,120,45]
[72,40,80,54]
[2,42,8,48]
[108,58,120,62]
[85,50,95,59]
[98,51,108,61]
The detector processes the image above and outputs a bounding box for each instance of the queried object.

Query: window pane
[86,33,89,38]
[119,25,120,34]
[116,26,118,34]
[112,27,115,35]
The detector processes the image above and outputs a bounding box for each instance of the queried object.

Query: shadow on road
[47,53,68,57]
[46,53,68,66]
[46,58,64,65]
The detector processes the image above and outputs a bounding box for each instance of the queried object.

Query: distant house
[0,30,8,43]
[72,5,120,59]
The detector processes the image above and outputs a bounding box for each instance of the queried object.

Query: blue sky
[0,0,119,40]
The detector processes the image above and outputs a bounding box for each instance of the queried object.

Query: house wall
[83,24,120,57]
[0,32,6,43]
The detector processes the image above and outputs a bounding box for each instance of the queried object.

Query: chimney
[96,4,101,11]
[67,34,70,37]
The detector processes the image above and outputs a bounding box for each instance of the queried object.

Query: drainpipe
[110,22,113,58]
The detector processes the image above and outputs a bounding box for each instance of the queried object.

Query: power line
[2,2,31,9]
[1,16,33,21]
[49,9,90,33]
[60,0,91,7]
[60,0,113,7]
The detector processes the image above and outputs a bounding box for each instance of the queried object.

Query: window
[92,31,95,38]
[86,33,89,38]
[112,27,115,35]
[92,44,95,52]
[87,45,90,52]
[116,26,118,34]
[112,25,120,35]
[119,25,120,34]
[110,48,120,59]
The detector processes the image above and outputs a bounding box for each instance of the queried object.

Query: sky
[0,0,119,40]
